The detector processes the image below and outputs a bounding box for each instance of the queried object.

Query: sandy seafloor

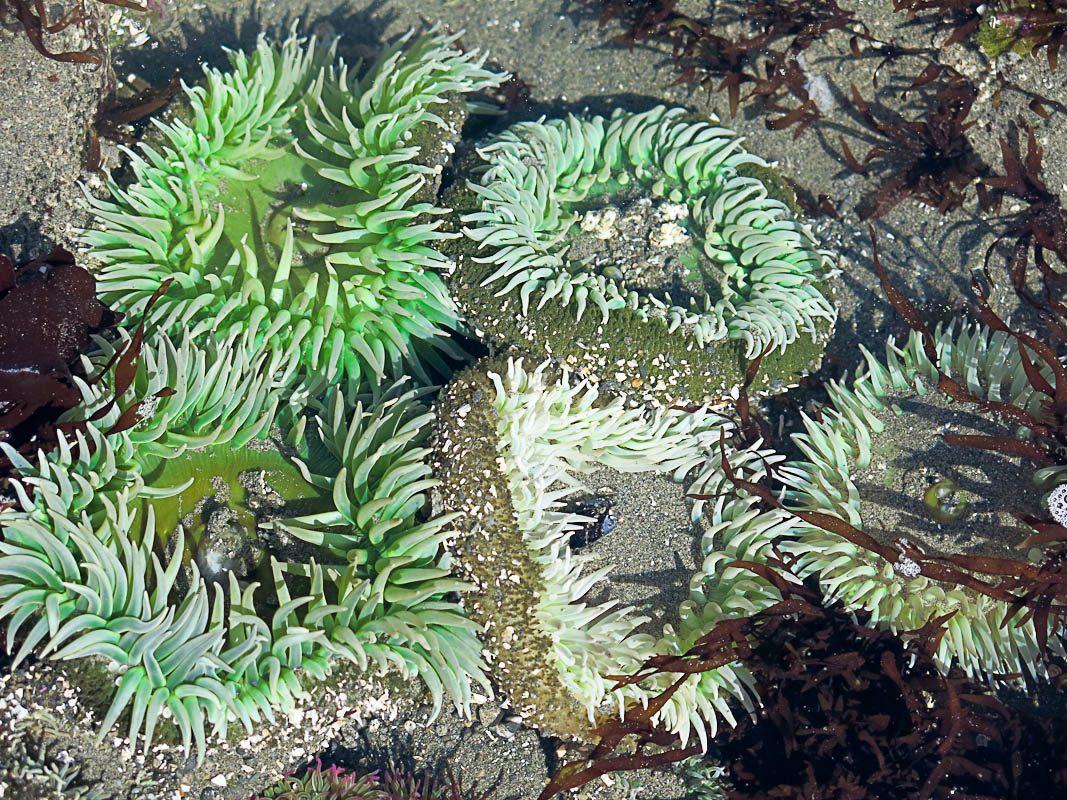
[2,0,1067,798]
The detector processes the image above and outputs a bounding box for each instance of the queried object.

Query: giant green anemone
[691,322,1067,681]
[432,356,800,749]
[81,25,506,404]
[0,329,488,759]
[450,106,837,404]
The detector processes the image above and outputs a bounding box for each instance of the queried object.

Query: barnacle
[0,329,488,760]
[697,322,1067,680]
[432,356,788,749]
[453,106,836,404]
[81,24,507,407]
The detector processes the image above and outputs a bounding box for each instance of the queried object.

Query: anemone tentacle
[432,356,805,751]
[688,322,1067,683]
[81,24,507,404]
[460,106,836,360]
[0,329,488,760]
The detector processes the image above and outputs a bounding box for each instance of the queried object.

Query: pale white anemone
[446,357,799,751]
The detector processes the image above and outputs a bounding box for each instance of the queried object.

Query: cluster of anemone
[0,327,488,757]
[452,105,836,403]
[80,24,506,406]
[0,26,504,762]
[432,356,804,749]
[0,14,852,780]
[690,321,1067,682]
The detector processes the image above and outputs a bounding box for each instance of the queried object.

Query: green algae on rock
[693,322,1067,683]
[80,24,507,406]
[0,330,488,761]
[431,356,788,748]
[448,106,836,406]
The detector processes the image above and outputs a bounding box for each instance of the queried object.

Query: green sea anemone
[692,322,1067,681]
[80,24,507,405]
[0,328,488,760]
[450,106,836,404]
[433,356,786,749]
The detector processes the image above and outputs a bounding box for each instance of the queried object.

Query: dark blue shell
[568,498,618,549]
